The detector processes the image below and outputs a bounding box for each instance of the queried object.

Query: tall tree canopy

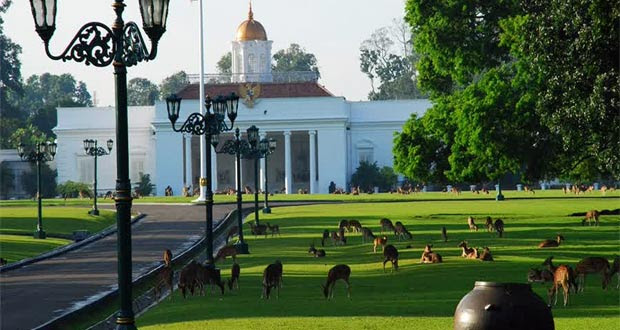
[272,43,320,77]
[360,19,425,100]
[159,71,189,98]
[127,77,159,106]
[216,52,232,74]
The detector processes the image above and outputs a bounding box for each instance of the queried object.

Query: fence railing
[187,71,319,84]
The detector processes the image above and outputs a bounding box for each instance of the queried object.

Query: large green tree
[216,52,232,74]
[272,43,320,77]
[159,71,189,98]
[128,77,159,106]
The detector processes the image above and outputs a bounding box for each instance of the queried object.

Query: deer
[479,246,493,261]
[321,229,330,247]
[527,268,554,284]
[574,257,611,292]
[178,260,202,298]
[309,242,326,257]
[467,216,478,231]
[227,262,240,291]
[199,265,225,295]
[383,244,399,272]
[373,235,388,253]
[611,256,619,289]
[339,219,350,232]
[215,245,238,263]
[582,210,600,226]
[261,260,283,299]
[249,222,268,238]
[225,226,239,244]
[485,216,494,232]
[361,227,376,244]
[542,256,577,292]
[394,221,412,241]
[331,231,346,246]
[321,264,351,300]
[538,235,565,248]
[380,218,395,233]
[494,219,505,238]
[420,244,442,263]
[441,226,448,242]
[154,250,173,300]
[348,219,362,232]
[548,265,572,307]
[458,241,478,259]
[266,222,280,237]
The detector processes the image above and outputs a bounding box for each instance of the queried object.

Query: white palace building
[53,7,431,196]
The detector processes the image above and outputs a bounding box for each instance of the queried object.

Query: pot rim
[474,281,532,289]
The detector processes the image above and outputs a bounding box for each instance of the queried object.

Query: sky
[4,0,407,107]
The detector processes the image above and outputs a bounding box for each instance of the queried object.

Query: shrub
[56,181,91,198]
[350,161,398,192]
[135,173,155,196]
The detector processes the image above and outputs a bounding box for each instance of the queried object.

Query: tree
[360,19,425,100]
[216,52,232,74]
[23,164,57,198]
[350,161,397,192]
[272,44,320,77]
[135,173,155,196]
[127,77,159,106]
[159,71,189,98]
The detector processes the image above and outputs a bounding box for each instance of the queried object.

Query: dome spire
[248,1,254,20]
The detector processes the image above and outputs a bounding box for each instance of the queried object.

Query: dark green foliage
[135,173,155,196]
[350,161,397,192]
[56,181,91,198]
[22,164,57,198]
[128,78,159,106]
[272,44,320,77]
[216,52,232,74]
[159,71,189,99]
[0,162,15,198]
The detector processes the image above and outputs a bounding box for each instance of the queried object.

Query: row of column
[184,130,318,194]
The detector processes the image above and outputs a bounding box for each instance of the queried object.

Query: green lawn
[0,207,116,263]
[137,198,620,330]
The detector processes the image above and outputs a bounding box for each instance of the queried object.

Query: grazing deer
[249,222,268,238]
[467,216,478,231]
[575,257,610,292]
[394,221,412,241]
[441,226,448,242]
[383,244,399,272]
[458,241,478,259]
[215,245,238,263]
[309,242,326,257]
[331,231,346,246]
[420,244,443,264]
[373,235,388,253]
[380,218,395,233]
[178,260,202,298]
[200,265,225,295]
[548,265,572,307]
[485,217,494,232]
[582,210,600,226]
[266,222,280,237]
[226,226,239,244]
[339,219,350,232]
[321,229,330,247]
[261,261,283,299]
[361,227,376,243]
[227,262,240,291]
[348,219,362,232]
[494,219,505,238]
[321,264,352,299]
[154,250,174,300]
[527,268,554,284]
[479,247,493,261]
[538,235,565,248]
[542,256,577,292]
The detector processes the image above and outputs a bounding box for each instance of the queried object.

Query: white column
[184,134,193,188]
[259,132,266,192]
[235,154,242,192]
[309,130,317,194]
[211,145,218,192]
[284,130,292,194]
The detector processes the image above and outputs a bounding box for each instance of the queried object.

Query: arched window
[356,140,374,165]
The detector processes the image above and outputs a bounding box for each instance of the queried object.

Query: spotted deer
[215,245,238,263]
[154,250,173,300]
[542,256,577,292]
[575,257,611,292]
[261,260,283,299]
[361,227,376,243]
[249,222,268,238]
[420,244,442,264]
[178,260,202,298]
[380,218,395,233]
[538,235,565,248]
[467,216,478,231]
[582,210,600,226]
[321,264,352,300]
[227,262,240,291]
[200,265,225,295]
[548,265,572,307]
[394,221,412,241]
[494,219,505,238]
[383,244,399,272]
[321,229,330,247]
[458,241,478,259]
[331,231,346,246]
[479,246,493,261]
[266,222,280,237]
[339,219,350,232]
[485,216,494,232]
[348,219,362,232]
[226,226,239,244]
[527,268,554,284]
[309,242,326,257]
[373,235,388,253]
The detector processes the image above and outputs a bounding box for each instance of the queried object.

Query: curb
[0,213,146,274]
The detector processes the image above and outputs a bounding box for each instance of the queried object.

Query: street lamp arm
[171,113,207,134]
[87,147,112,157]
[43,22,115,67]
[122,22,158,65]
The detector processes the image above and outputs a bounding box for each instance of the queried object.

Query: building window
[131,159,145,182]
[260,54,265,73]
[78,157,93,183]
[248,54,256,73]
[358,148,374,165]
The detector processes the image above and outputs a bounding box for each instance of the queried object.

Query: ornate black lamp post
[166,93,239,265]
[245,125,262,225]
[28,0,171,328]
[215,128,251,254]
[261,137,277,214]
[83,139,113,215]
[17,141,57,239]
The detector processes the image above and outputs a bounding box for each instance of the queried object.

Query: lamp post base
[262,207,271,214]
[33,230,46,239]
[234,241,250,254]
[496,194,505,201]
[88,209,100,216]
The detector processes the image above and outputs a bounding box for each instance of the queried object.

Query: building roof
[177,82,334,100]
[236,3,267,41]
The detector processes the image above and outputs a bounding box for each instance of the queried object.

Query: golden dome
[235,3,267,41]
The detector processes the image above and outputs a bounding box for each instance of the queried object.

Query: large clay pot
[454,281,554,330]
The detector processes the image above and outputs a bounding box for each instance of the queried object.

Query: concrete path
[0,203,240,330]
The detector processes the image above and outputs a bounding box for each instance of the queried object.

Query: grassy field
[137,197,620,329]
[0,207,116,263]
